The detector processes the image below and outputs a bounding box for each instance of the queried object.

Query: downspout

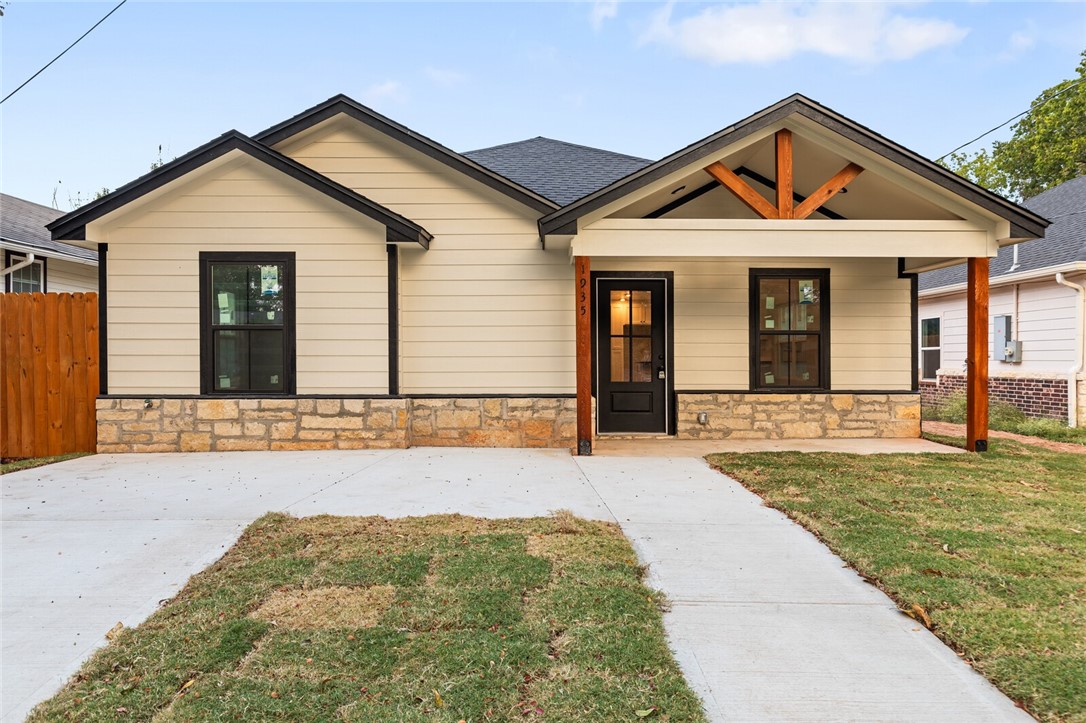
[1,252,36,279]
[1055,273,1084,427]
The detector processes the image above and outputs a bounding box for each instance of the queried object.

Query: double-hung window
[4,252,45,292]
[199,252,295,394]
[920,318,940,380]
[750,269,830,390]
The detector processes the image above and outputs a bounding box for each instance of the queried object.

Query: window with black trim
[4,251,45,293]
[200,252,295,394]
[920,317,940,380]
[750,269,830,390]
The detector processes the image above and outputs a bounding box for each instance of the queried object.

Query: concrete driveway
[2,448,1028,722]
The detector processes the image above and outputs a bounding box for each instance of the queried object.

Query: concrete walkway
[2,448,1028,722]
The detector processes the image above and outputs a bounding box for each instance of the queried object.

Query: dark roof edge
[255,94,559,215]
[47,131,432,248]
[539,94,1050,239]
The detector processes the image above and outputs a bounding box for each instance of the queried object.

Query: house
[47,94,1047,455]
[1,193,98,293]
[919,176,1085,427]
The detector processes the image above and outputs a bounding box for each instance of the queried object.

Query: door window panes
[609,289,653,383]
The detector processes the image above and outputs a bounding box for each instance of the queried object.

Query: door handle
[657,366,666,380]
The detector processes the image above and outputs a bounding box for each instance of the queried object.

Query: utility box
[993,315,1021,362]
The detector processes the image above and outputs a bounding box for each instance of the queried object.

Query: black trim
[591,270,676,435]
[643,182,717,219]
[899,258,920,392]
[387,244,399,396]
[675,389,918,395]
[98,243,108,394]
[539,95,1048,239]
[199,252,297,396]
[48,131,432,249]
[254,94,558,215]
[4,250,47,292]
[749,268,831,391]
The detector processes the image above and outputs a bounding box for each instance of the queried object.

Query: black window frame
[4,250,47,293]
[749,268,831,391]
[199,251,296,395]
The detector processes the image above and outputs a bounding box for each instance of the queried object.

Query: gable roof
[920,175,1086,291]
[1,193,98,263]
[254,94,559,214]
[463,137,652,206]
[48,131,432,248]
[538,94,1049,239]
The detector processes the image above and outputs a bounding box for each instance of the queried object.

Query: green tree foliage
[942,51,1085,201]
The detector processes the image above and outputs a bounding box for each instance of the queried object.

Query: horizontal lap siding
[102,161,388,394]
[281,123,574,394]
[919,277,1080,374]
[45,258,98,293]
[595,257,911,390]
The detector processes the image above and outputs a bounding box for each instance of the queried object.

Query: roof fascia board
[540,95,1049,239]
[0,239,98,265]
[919,261,1086,298]
[48,131,432,248]
[254,95,558,215]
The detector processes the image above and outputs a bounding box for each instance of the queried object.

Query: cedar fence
[1,292,99,459]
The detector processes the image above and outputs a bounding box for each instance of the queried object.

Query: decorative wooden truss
[704,130,864,220]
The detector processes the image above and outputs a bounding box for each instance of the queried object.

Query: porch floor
[592,436,961,456]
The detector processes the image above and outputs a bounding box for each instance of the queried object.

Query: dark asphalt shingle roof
[463,137,653,206]
[920,175,1086,290]
[1,193,98,262]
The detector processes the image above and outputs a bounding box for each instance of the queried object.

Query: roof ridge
[466,136,652,164]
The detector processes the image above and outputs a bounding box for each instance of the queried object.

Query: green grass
[31,512,705,722]
[707,439,1086,722]
[924,392,1086,445]
[0,452,90,475]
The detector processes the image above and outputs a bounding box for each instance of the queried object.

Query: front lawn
[32,512,705,722]
[0,452,90,475]
[708,439,1086,723]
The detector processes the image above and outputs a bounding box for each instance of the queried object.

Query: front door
[596,277,669,434]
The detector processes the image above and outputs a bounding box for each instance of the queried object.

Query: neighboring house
[1,193,98,293]
[47,94,1046,454]
[919,176,1086,427]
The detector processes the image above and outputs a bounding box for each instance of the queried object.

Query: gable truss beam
[704,129,864,221]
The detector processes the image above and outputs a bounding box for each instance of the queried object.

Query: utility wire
[1,0,127,105]
[935,77,1085,162]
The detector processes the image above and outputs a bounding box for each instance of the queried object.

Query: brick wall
[677,393,921,439]
[921,373,1068,421]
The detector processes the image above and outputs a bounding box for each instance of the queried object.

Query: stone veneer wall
[676,393,921,439]
[920,373,1068,421]
[96,396,576,453]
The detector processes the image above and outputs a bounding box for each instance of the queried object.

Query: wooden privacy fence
[1,292,99,458]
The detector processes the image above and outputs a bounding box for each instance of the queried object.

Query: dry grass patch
[252,585,396,630]
[31,511,705,722]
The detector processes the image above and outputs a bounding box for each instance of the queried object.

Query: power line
[935,77,1085,162]
[1,0,128,105]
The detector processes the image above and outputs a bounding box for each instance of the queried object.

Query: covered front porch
[546,102,1039,455]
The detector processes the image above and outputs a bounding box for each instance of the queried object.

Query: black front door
[596,277,668,434]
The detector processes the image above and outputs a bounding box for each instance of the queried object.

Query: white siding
[595,257,911,390]
[918,276,1082,375]
[46,258,97,293]
[280,121,574,393]
[99,159,389,395]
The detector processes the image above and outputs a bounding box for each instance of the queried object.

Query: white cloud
[424,66,466,88]
[641,1,968,64]
[362,80,406,105]
[590,0,619,31]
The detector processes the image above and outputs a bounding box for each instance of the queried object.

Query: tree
[942,51,1086,201]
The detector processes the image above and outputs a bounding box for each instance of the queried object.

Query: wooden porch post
[966,257,989,452]
[575,256,592,455]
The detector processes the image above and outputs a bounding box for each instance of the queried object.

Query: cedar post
[575,256,592,455]
[966,257,989,452]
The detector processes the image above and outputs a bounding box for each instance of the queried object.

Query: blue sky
[2,1,1083,209]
